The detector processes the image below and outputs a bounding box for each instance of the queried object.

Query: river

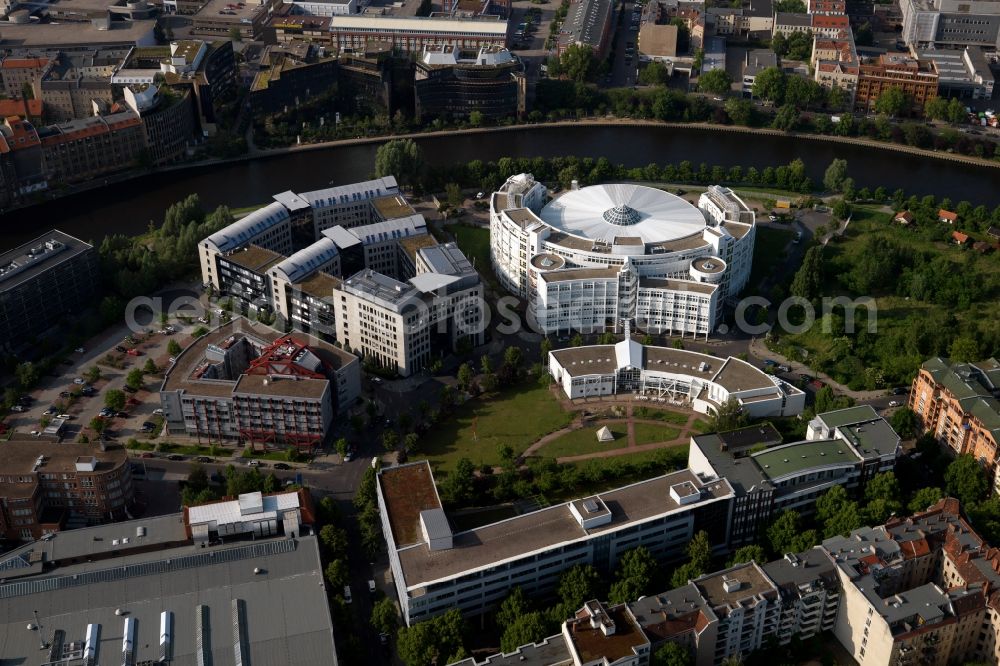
[2,124,999,249]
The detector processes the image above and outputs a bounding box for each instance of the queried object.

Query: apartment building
[854,53,939,113]
[812,32,859,105]
[0,439,134,541]
[0,56,53,99]
[457,498,1000,666]
[557,0,613,57]
[549,335,806,419]
[379,461,735,625]
[159,318,360,448]
[0,490,338,665]
[0,230,99,353]
[909,356,1000,490]
[690,405,901,545]
[328,15,509,54]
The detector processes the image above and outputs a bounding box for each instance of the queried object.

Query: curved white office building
[490,174,756,338]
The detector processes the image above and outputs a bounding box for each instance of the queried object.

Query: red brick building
[855,53,939,114]
[0,440,134,542]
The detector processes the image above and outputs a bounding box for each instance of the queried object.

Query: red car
[140,452,154,458]
[126,348,143,356]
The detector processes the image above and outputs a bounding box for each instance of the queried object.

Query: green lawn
[632,423,682,445]
[633,407,690,425]
[690,419,712,433]
[421,384,574,472]
[565,444,689,474]
[748,226,795,289]
[448,224,495,285]
[540,425,629,458]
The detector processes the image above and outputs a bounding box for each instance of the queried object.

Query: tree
[440,457,476,505]
[639,61,670,86]
[874,87,908,117]
[445,182,463,210]
[468,110,484,127]
[949,336,980,363]
[823,158,849,192]
[397,608,467,666]
[335,437,349,457]
[126,368,145,391]
[609,546,657,603]
[371,597,399,637]
[228,26,242,42]
[374,138,424,188]
[104,389,126,412]
[89,416,107,434]
[771,104,799,131]
[724,98,753,126]
[890,408,920,440]
[570,333,584,347]
[817,485,862,537]
[167,339,182,355]
[501,612,548,653]
[924,96,949,121]
[767,510,819,555]
[727,544,766,567]
[789,245,824,302]
[751,67,786,105]
[557,564,604,610]
[325,559,349,589]
[652,642,693,666]
[908,486,943,514]
[707,398,748,432]
[832,198,851,221]
[181,463,214,506]
[698,69,732,95]
[457,363,474,391]
[85,366,102,384]
[382,429,399,451]
[15,362,39,389]
[560,44,596,83]
[497,586,529,630]
[945,454,988,507]
[320,524,349,559]
[686,530,711,571]
[504,345,524,370]
[946,97,966,124]
[143,358,158,375]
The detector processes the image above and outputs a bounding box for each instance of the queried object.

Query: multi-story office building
[909,356,1000,491]
[414,45,525,122]
[328,15,509,54]
[917,46,994,100]
[900,0,1000,48]
[854,53,939,113]
[0,439,134,541]
[549,335,805,419]
[490,175,756,338]
[201,179,483,377]
[249,41,338,116]
[690,405,900,545]
[0,489,339,665]
[379,460,735,625]
[159,318,360,448]
[557,0,613,56]
[37,110,146,183]
[0,230,98,353]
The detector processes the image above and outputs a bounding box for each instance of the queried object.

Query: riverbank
[4,117,999,216]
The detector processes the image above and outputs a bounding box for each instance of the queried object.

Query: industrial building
[901,0,1000,48]
[0,230,99,353]
[548,334,805,419]
[490,175,756,338]
[159,318,361,448]
[0,489,338,666]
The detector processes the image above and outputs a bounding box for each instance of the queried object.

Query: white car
[30,430,39,436]
[74,347,85,353]
[153,408,164,415]
[73,378,86,385]
[888,400,899,408]
[57,414,71,420]
[247,459,262,467]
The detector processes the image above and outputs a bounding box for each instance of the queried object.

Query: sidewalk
[747,337,885,401]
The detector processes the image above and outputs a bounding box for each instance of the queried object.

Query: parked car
[115,411,129,418]
[123,385,137,394]
[368,579,377,595]
[43,407,57,416]
[126,348,142,356]
[57,414,71,420]
[116,346,128,353]
[81,387,97,396]
[343,585,353,604]
[140,452,155,458]
[73,377,86,385]
[888,400,899,408]
[777,364,791,373]
[167,454,185,461]
[247,459,263,467]
[10,405,25,412]
[194,456,212,463]
[273,462,291,470]
[763,359,777,367]
[59,391,71,398]
[891,387,909,395]
[153,408,164,415]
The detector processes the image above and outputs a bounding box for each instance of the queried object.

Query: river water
[2,124,998,249]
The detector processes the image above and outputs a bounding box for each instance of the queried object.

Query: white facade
[285,0,355,15]
[490,176,755,338]
[548,337,805,420]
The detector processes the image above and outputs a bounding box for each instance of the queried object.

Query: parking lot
[6,298,207,445]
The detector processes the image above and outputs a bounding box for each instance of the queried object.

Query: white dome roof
[539,184,707,245]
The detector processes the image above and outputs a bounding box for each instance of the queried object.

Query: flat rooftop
[817,405,879,429]
[223,245,285,272]
[638,277,717,295]
[752,438,862,480]
[372,193,415,220]
[394,468,732,587]
[838,418,900,459]
[694,563,776,613]
[0,440,127,475]
[295,270,342,299]
[233,373,329,399]
[0,20,153,48]
[711,357,777,393]
[0,535,337,666]
[567,604,647,664]
[379,461,443,547]
[0,230,92,293]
